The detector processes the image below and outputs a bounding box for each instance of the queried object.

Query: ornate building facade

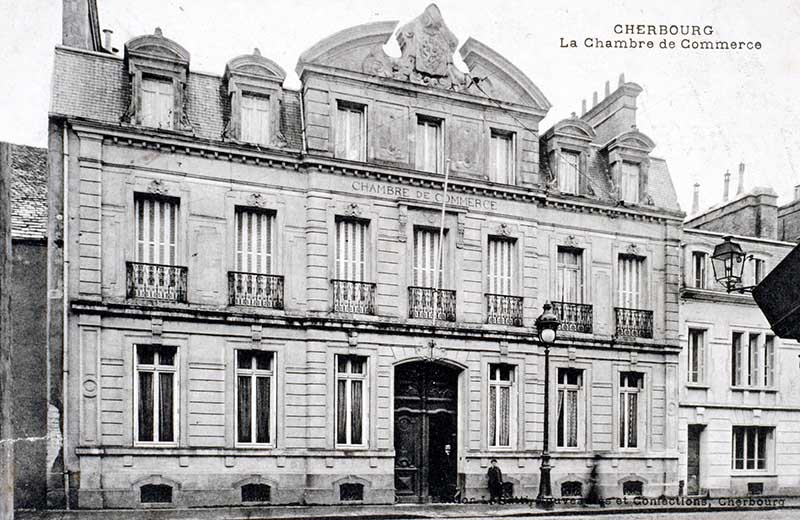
[48,2,685,508]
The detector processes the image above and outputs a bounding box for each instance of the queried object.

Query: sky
[3,0,800,215]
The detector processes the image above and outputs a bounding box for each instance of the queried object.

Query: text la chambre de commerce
[560,24,762,50]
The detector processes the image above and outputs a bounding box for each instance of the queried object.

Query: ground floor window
[236,350,275,445]
[135,345,178,444]
[488,364,516,448]
[732,426,772,470]
[336,355,368,446]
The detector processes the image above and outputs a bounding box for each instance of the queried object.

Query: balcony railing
[332,279,376,315]
[615,307,654,338]
[485,293,524,326]
[126,261,188,302]
[228,272,284,309]
[552,301,593,333]
[408,286,456,322]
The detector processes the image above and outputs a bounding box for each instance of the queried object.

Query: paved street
[446,510,800,520]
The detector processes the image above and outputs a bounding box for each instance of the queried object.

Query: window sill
[730,471,776,478]
[686,383,710,390]
[731,386,778,393]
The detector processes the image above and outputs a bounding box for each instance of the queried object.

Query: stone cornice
[680,287,757,305]
[69,299,680,354]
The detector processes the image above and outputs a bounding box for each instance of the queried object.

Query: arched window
[561,481,583,497]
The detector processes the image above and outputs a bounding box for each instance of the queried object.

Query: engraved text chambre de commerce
[560,24,762,50]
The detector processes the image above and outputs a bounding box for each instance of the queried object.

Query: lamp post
[535,302,560,510]
[711,235,755,293]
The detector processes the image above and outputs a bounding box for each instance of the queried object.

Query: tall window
[557,368,583,448]
[135,345,177,443]
[619,372,643,449]
[688,328,705,383]
[732,332,776,388]
[235,208,274,274]
[336,355,367,446]
[135,195,178,265]
[558,151,579,195]
[241,94,270,145]
[141,76,174,129]
[557,248,583,303]
[753,258,766,285]
[487,238,514,295]
[620,161,640,204]
[335,102,365,161]
[413,228,444,287]
[488,364,515,448]
[692,252,707,289]
[732,426,771,470]
[618,255,645,309]
[490,131,514,184]
[335,219,367,281]
[416,116,442,173]
[236,350,274,445]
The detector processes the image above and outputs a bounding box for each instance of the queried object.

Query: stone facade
[48,3,689,509]
[678,228,799,496]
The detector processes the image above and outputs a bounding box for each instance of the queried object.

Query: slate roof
[51,47,303,150]
[7,143,48,240]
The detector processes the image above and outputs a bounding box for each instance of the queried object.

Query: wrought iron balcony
[126,261,188,302]
[408,286,456,322]
[552,301,593,333]
[614,307,654,339]
[485,293,524,326]
[332,279,376,315]
[228,272,284,309]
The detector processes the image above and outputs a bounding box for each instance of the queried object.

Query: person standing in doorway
[487,459,503,503]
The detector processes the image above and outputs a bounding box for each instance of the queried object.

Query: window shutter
[618,255,643,308]
[241,94,270,145]
[236,209,274,274]
[488,239,514,295]
[336,220,366,281]
[413,228,444,287]
[135,197,178,265]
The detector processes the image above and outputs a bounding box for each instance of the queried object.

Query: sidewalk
[16,496,800,520]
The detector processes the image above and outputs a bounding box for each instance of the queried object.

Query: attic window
[620,161,640,204]
[141,76,174,129]
[240,93,270,145]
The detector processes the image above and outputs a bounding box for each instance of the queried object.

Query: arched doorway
[394,360,460,503]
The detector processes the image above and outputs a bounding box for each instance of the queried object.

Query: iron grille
[552,301,593,333]
[615,307,654,338]
[228,272,284,309]
[126,261,187,302]
[408,286,456,321]
[485,293,524,326]
[332,279,376,315]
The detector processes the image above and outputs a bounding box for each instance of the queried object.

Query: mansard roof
[296,4,550,111]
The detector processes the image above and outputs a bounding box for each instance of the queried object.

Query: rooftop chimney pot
[581,99,587,115]
[605,80,610,97]
[737,162,745,195]
[723,170,731,202]
[619,73,625,86]
[692,182,700,214]
[592,91,598,106]
[102,28,113,51]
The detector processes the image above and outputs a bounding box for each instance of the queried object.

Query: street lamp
[711,235,755,293]
[535,301,560,510]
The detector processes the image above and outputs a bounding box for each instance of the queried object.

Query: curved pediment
[459,37,551,110]
[296,4,550,110]
[225,48,286,83]
[551,117,596,141]
[606,129,656,153]
[125,27,190,66]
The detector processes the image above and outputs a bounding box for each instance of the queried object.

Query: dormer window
[223,49,287,147]
[558,150,580,194]
[620,161,640,204]
[490,130,515,184]
[123,28,190,131]
[141,76,174,129]
[241,93,271,145]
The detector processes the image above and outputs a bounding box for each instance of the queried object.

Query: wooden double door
[394,361,459,503]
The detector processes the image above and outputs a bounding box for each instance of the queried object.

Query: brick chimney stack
[737,162,745,195]
[62,0,102,51]
[723,170,731,202]
[692,182,700,214]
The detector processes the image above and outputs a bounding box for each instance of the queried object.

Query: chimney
[605,80,610,97]
[692,182,700,213]
[737,162,745,195]
[723,170,731,202]
[103,28,113,51]
[581,99,587,115]
[62,0,102,50]
[618,72,625,86]
[592,91,598,106]
[795,185,800,201]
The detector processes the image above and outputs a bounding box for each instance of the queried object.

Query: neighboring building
[5,142,49,509]
[48,2,685,508]
[680,174,800,496]
[778,185,800,243]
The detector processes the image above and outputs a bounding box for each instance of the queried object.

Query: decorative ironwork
[228,272,284,309]
[485,293,524,326]
[614,307,653,338]
[408,287,456,322]
[126,261,187,302]
[552,301,593,333]
[332,279,376,315]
